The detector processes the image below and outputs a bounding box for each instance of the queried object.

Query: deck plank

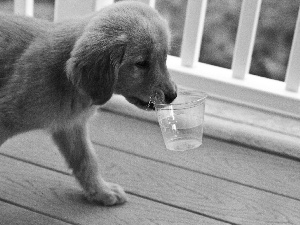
[0,155,225,225]
[0,201,71,225]
[90,110,300,200]
[1,130,300,224]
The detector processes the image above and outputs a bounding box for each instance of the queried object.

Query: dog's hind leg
[51,122,127,206]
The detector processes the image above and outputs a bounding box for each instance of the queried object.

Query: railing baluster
[14,0,34,17]
[137,0,156,8]
[285,7,300,92]
[96,0,155,10]
[232,0,262,79]
[54,0,95,22]
[95,0,114,11]
[180,0,207,67]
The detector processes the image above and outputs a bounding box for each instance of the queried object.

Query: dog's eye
[135,60,150,69]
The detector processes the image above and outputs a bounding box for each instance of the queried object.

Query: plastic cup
[155,90,207,151]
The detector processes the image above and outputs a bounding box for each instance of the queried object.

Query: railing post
[231,0,262,79]
[285,7,300,92]
[14,0,34,17]
[180,0,207,67]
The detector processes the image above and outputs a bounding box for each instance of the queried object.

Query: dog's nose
[165,91,177,104]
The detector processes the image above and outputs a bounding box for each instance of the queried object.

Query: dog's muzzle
[164,91,177,104]
[154,82,178,105]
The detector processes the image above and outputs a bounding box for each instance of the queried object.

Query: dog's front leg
[51,123,127,206]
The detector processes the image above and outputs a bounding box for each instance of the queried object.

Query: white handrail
[180,0,207,67]
[285,6,300,92]
[231,0,262,79]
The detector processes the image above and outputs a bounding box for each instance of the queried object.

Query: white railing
[13,0,34,17]
[12,0,300,118]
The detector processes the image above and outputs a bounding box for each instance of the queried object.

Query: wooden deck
[1,109,300,225]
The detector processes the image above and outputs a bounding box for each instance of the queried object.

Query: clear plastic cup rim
[155,90,208,109]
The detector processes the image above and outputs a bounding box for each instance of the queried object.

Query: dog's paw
[85,182,127,206]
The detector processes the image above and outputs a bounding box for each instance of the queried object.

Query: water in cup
[159,116,203,151]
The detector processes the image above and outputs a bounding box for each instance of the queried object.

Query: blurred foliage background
[0,0,299,81]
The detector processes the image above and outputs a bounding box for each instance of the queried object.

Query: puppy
[0,1,177,206]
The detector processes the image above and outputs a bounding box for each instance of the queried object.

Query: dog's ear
[66,31,126,105]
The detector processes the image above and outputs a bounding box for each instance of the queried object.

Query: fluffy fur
[0,2,177,206]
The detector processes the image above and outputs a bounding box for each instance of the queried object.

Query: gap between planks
[0,152,233,225]
[0,153,230,225]
[90,110,300,201]
[1,130,300,224]
[0,200,73,225]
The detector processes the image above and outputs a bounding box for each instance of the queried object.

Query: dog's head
[66,1,177,109]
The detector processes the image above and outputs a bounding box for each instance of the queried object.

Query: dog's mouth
[125,89,177,111]
[125,96,156,110]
